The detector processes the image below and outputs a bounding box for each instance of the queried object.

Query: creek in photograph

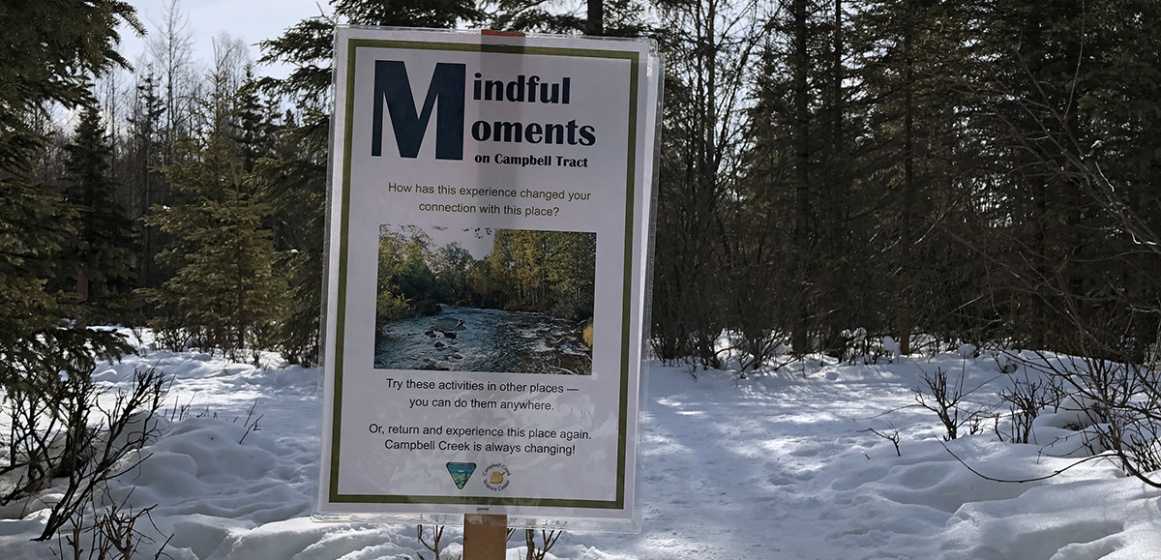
[373,225,595,375]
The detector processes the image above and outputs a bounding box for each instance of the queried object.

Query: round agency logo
[481,463,511,491]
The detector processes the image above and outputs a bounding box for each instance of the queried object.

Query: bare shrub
[523,528,562,560]
[864,423,902,457]
[997,368,1062,444]
[56,488,172,560]
[416,524,447,560]
[1027,354,1161,487]
[0,365,166,541]
[913,366,990,441]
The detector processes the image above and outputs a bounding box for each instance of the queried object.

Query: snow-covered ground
[4,331,1161,559]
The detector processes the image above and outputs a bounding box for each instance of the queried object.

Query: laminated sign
[317,27,661,526]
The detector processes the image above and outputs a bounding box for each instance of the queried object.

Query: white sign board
[318,27,660,527]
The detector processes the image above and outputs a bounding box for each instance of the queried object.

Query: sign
[317,27,660,526]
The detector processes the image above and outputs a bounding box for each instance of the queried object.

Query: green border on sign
[328,36,642,511]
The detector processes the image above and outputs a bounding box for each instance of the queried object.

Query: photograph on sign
[316,27,661,529]
[372,224,595,375]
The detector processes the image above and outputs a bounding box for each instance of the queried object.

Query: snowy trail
[567,363,926,560]
[5,339,1161,559]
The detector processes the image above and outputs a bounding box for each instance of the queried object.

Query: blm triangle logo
[446,462,477,489]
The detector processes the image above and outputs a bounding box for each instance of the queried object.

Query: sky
[119,0,330,78]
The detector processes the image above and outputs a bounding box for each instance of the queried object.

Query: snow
[881,336,900,363]
[4,332,1161,559]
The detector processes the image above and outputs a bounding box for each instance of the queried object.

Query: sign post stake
[463,514,507,560]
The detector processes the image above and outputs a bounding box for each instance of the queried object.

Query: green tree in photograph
[376,228,414,323]
[394,230,443,317]
[376,226,446,321]
[376,227,595,325]
[485,229,595,320]
[543,231,596,320]
[510,229,550,311]
[432,242,478,306]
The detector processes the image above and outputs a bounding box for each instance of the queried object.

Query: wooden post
[463,514,507,560]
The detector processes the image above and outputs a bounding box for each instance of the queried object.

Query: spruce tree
[0,0,140,388]
[56,101,138,327]
[144,71,288,361]
[954,0,1161,356]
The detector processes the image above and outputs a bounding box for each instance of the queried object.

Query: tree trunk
[587,0,603,36]
[792,0,811,354]
[898,28,915,355]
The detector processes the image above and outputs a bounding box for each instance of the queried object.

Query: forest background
[4,0,1161,377]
